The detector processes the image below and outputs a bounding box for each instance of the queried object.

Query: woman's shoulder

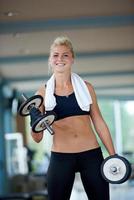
[84,80,95,92]
[84,80,97,102]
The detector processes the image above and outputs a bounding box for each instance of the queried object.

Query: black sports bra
[52,92,90,121]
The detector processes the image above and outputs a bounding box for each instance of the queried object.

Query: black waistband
[51,147,102,157]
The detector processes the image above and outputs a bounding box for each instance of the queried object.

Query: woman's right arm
[31,83,46,143]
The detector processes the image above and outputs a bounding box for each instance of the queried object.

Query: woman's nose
[57,55,64,61]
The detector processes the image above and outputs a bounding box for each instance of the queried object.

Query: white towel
[45,72,92,111]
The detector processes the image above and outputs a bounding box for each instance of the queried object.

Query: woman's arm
[86,82,116,155]
[31,83,46,143]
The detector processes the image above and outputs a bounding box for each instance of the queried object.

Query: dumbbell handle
[111,166,117,172]
[110,166,120,174]
[41,119,54,135]
[21,93,28,101]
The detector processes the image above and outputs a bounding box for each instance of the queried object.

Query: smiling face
[49,45,74,74]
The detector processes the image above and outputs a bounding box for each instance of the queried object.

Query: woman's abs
[51,115,99,153]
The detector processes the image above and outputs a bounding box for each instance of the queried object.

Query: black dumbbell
[101,154,132,184]
[18,93,56,135]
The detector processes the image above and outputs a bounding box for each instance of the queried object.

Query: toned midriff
[52,115,99,153]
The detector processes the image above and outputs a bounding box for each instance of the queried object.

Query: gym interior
[0,0,134,199]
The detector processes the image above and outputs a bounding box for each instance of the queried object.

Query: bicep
[86,83,104,126]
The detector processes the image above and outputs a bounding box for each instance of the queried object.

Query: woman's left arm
[86,82,116,156]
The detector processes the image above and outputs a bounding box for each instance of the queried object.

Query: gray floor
[110,182,134,200]
[70,173,134,200]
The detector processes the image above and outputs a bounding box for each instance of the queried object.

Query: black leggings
[47,147,109,200]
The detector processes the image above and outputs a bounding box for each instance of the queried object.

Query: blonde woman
[31,36,115,200]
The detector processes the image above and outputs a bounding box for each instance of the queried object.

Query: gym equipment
[18,93,56,135]
[101,154,132,184]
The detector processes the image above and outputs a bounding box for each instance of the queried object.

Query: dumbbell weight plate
[32,111,56,133]
[101,155,132,184]
[19,95,43,116]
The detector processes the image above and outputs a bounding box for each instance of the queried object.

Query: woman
[31,36,116,200]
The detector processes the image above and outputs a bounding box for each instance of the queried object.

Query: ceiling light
[7,12,14,17]
[2,11,19,17]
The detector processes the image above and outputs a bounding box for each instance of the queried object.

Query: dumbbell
[101,154,132,184]
[18,93,56,135]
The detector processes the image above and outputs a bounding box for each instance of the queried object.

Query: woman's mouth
[56,63,65,67]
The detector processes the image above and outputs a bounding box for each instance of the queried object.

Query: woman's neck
[54,72,72,88]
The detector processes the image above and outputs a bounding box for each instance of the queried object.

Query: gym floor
[110,183,134,200]
[70,173,134,200]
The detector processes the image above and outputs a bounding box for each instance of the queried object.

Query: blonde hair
[50,36,75,58]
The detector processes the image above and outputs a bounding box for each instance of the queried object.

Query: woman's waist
[51,142,99,153]
[52,132,99,153]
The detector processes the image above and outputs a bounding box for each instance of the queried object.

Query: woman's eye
[53,54,58,57]
[64,54,69,57]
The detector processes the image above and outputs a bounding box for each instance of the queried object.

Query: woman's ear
[71,58,74,65]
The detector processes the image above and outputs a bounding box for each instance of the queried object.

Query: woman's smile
[56,63,65,67]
